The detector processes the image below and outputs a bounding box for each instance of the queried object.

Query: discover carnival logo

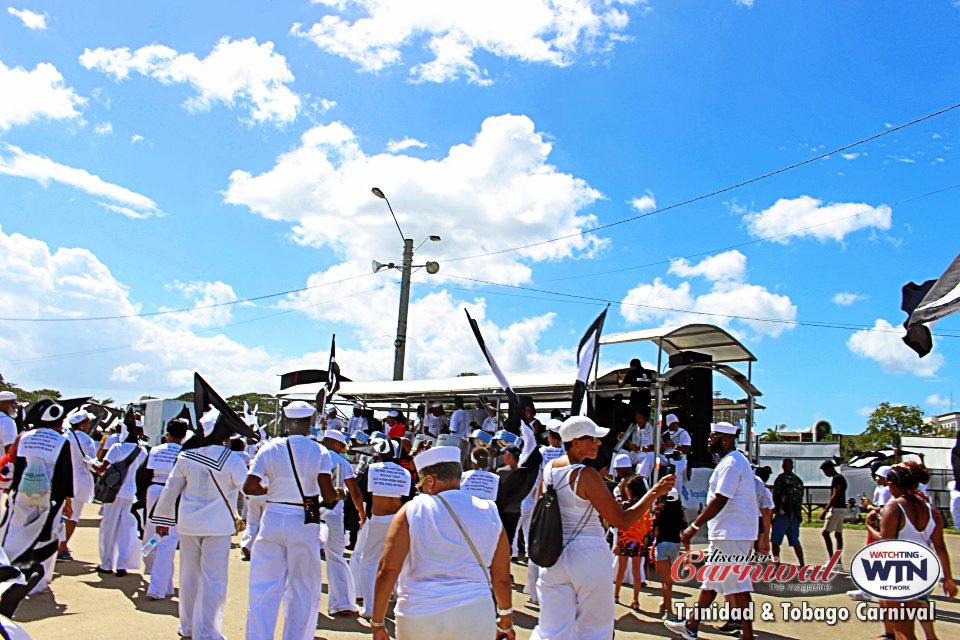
[850,540,941,601]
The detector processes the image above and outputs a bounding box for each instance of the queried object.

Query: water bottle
[141,534,161,557]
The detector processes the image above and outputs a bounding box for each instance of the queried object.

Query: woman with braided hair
[865,461,957,640]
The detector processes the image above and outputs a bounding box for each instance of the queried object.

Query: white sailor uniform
[143,441,181,598]
[322,452,358,615]
[63,427,97,523]
[152,444,247,640]
[245,435,332,640]
[99,441,147,573]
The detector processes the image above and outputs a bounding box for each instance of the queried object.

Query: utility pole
[394,238,414,381]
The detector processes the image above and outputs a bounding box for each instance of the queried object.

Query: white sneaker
[846,589,872,602]
[664,619,698,640]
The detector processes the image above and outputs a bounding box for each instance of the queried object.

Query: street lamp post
[371,188,440,381]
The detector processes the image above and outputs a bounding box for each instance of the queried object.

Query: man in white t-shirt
[667,422,760,640]
[323,406,347,432]
[244,401,339,640]
[347,403,369,434]
[448,397,472,439]
[661,413,691,497]
[422,402,448,437]
[0,391,19,453]
[322,429,366,616]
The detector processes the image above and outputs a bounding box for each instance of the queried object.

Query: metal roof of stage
[599,323,756,363]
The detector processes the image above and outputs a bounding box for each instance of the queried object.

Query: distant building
[712,396,764,425]
[775,420,833,443]
[923,411,960,436]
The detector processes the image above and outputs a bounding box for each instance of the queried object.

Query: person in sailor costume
[0,397,85,594]
[243,401,339,640]
[347,402,369,434]
[323,406,347,433]
[151,374,257,640]
[349,437,412,619]
[57,411,99,561]
[96,408,148,577]
[321,429,365,616]
[141,417,187,599]
[239,404,267,562]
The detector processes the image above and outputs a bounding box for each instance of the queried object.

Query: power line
[0,271,377,323]
[443,101,960,264]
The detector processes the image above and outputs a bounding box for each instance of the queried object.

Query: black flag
[465,310,521,432]
[902,253,960,357]
[571,307,607,417]
[183,373,259,450]
[317,335,341,416]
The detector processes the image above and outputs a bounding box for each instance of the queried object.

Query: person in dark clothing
[496,445,523,552]
[819,460,847,566]
[617,358,653,410]
[653,491,687,620]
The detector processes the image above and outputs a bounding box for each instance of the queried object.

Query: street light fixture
[371,188,441,380]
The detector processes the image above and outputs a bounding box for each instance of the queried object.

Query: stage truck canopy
[600,323,756,364]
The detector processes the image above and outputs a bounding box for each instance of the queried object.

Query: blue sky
[2,0,959,434]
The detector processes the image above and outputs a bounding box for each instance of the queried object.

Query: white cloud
[7,7,47,30]
[386,137,427,153]
[734,0,755,6]
[110,362,147,383]
[79,37,302,125]
[130,134,144,144]
[0,226,571,399]
[94,121,113,135]
[0,58,84,130]
[620,251,797,338]
[847,319,944,377]
[857,406,875,417]
[669,250,746,283]
[225,114,606,287]
[631,191,656,213]
[292,0,645,84]
[162,280,242,329]
[832,292,865,306]
[841,152,860,160]
[925,393,952,410]
[0,144,161,218]
[742,195,892,244]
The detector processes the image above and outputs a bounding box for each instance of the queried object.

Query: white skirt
[396,596,495,640]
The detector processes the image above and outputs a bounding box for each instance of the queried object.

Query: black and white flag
[316,335,341,415]
[465,309,521,431]
[902,253,960,357]
[571,307,608,417]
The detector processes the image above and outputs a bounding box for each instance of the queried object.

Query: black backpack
[95,446,142,504]
[527,464,595,568]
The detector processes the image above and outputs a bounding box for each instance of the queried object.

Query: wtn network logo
[851,540,941,601]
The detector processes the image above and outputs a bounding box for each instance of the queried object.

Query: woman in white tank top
[370,446,516,640]
[531,417,674,640]
[866,462,956,640]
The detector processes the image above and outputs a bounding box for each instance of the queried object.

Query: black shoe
[115,569,128,577]
[96,566,112,574]
[716,621,742,636]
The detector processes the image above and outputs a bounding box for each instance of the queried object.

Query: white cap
[711,422,738,435]
[283,401,316,419]
[430,401,443,409]
[325,406,337,415]
[68,412,94,425]
[387,410,400,418]
[135,419,143,428]
[875,465,892,479]
[545,418,563,433]
[665,414,679,426]
[560,416,610,443]
[0,391,17,402]
[665,488,680,501]
[613,453,632,469]
[414,445,461,472]
[323,430,347,444]
[353,402,363,409]
[199,407,220,437]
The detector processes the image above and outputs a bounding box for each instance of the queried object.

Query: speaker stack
[666,351,713,467]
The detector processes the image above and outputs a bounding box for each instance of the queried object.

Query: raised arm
[579,467,674,530]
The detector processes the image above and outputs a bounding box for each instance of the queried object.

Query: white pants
[532,537,615,640]
[950,495,960,530]
[322,510,357,614]
[520,501,539,602]
[246,506,323,640]
[349,514,394,618]
[396,596,496,640]
[241,494,266,552]
[179,534,231,640]
[145,490,178,600]
[99,498,140,571]
[636,451,656,482]
[515,499,534,558]
[68,500,88,523]
[142,485,163,575]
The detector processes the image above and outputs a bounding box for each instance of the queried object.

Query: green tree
[862,403,926,449]
[760,427,782,441]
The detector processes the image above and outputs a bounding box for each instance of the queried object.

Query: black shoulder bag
[94,445,142,504]
[286,440,322,525]
[527,464,594,568]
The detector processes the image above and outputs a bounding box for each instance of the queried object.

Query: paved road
[14,515,960,639]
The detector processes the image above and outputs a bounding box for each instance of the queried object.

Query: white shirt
[64,429,97,503]
[707,449,759,541]
[480,416,499,434]
[326,417,346,432]
[104,442,148,502]
[422,413,448,437]
[754,477,774,511]
[0,414,17,450]
[397,490,503,617]
[249,435,333,510]
[347,415,369,433]
[146,442,182,485]
[873,484,892,507]
[460,469,500,502]
[327,452,355,516]
[663,427,691,457]
[101,432,121,454]
[449,409,472,439]
[151,444,248,536]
